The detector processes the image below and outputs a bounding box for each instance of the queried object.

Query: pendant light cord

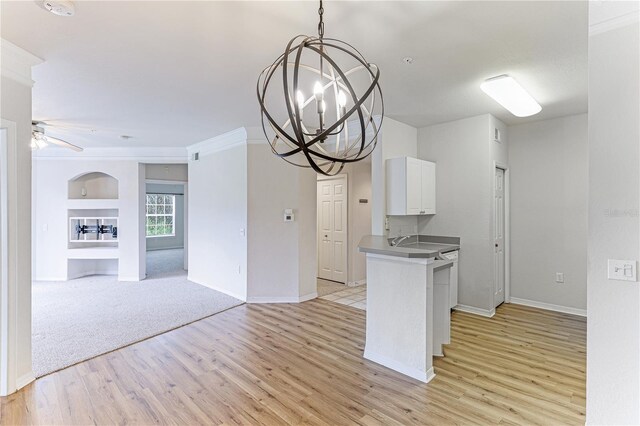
[318,0,324,39]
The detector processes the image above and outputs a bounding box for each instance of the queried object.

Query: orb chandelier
[257,0,384,176]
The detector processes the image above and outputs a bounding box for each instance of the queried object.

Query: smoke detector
[43,0,75,17]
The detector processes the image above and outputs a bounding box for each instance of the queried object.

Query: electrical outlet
[555,273,564,283]
[385,216,390,231]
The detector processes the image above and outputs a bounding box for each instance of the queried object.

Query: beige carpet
[317,278,347,297]
[32,249,243,377]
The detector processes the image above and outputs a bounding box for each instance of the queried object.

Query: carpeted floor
[32,249,243,377]
[317,278,348,297]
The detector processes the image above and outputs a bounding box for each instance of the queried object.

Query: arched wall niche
[68,172,119,199]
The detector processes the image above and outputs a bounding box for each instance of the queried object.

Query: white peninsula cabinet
[386,157,436,215]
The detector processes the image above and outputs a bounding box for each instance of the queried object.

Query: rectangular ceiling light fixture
[480,75,542,117]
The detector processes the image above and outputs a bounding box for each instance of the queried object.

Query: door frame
[0,120,16,396]
[317,173,348,283]
[492,162,510,307]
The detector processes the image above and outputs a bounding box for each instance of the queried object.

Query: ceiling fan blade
[44,136,84,152]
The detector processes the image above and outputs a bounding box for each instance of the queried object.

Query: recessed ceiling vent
[43,0,75,17]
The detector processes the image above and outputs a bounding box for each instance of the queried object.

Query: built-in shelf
[67,247,119,260]
[66,171,121,279]
[67,199,119,210]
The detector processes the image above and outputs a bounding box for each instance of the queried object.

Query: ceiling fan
[31,121,84,152]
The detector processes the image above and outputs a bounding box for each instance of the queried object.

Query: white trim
[363,349,435,384]
[118,275,144,282]
[454,304,496,318]
[15,371,34,390]
[187,128,247,159]
[145,178,188,185]
[0,124,10,396]
[589,6,639,36]
[146,245,184,252]
[347,279,366,287]
[247,291,318,304]
[33,276,66,282]
[32,147,188,162]
[508,297,587,317]
[0,39,43,87]
[188,275,246,302]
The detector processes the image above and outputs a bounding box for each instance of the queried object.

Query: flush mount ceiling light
[43,0,75,16]
[257,0,383,176]
[480,75,541,118]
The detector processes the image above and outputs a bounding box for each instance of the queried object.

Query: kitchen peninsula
[358,235,460,383]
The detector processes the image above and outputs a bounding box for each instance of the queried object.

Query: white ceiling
[1,1,588,148]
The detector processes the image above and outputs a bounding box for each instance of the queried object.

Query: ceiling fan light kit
[257,0,384,176]
[31,121,84,152]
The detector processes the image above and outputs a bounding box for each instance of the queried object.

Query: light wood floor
[0,301,586,425]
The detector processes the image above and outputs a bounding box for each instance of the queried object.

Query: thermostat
[284,209,294,222]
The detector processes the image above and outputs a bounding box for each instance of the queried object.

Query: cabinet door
[406,158,422,215]
[421,161,436,214]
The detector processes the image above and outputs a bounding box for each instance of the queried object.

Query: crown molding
[32,146,188,162]
[0,39,43,87]
[186,127,248,158]
[589,1,640,36]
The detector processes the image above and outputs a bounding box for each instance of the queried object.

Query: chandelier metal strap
[256,0,384,176]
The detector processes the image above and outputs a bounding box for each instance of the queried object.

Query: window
[146,194,175,237]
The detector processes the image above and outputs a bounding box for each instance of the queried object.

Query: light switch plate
[607,259,637,282]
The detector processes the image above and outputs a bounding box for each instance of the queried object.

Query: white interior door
[494,167,505,307]
[317,176,347,283]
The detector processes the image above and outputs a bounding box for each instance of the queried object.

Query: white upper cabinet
[386,157,436,215]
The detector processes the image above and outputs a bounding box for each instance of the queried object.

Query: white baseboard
[118,275,143,282]
[454,304,496,318]
[34,276,66,282]
[508,297,586,317]
[347,279,366,287]
[16,371,35,390]
[146,246,184,252]
[299,291,318,302]
[247,292,318,304]
[187,276,247,302]
[364,349,435,384]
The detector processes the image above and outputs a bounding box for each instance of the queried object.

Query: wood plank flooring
[0,301,586,425]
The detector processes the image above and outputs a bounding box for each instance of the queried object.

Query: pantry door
[317,176,347,283]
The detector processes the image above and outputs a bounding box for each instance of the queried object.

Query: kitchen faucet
[390,235,411,246]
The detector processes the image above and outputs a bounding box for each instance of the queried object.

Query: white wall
[417,114,507,314]
[508,114,587,312]
[146,163,187,182]
[346,160,372,285]
[187,128,320,303]
[187,144,248,301]
[587,5,640,423]
[33,160,146,281]
[246,143,317,302]
[371,118,418,236]
[145,183,185,251]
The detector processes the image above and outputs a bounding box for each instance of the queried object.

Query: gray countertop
[358,235,460,259]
